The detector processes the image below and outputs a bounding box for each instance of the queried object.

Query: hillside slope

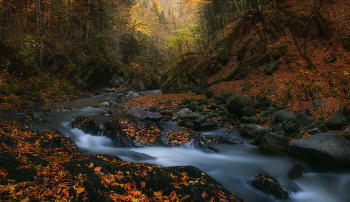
[161,0,350,119]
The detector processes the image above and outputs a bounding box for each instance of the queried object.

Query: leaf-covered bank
[0,114,242,202]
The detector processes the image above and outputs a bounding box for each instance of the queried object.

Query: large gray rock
[159,99,171,104]
[159,110,173,117]
[259,133,289,154]
[295,112,314,126]
[273,110,294,123]
[251,126,273,145]
[143,105,158,113]
[125,91,139,99]
[283,117,303,135]
[173,108,193,120]
[144,112,163,122]
[126,107,146,118]
[260,105,278,118]
[325,111,349,130]
[241,124,264,138]
[289,133,350,166]
[97,102,109,107]
[108,101,117,107]
[226,93,255,117]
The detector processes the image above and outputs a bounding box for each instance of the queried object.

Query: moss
[161,74,179,92]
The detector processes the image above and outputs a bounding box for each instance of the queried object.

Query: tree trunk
[309,0,333,39]
[277,1,316,69]
[85,0,92,42]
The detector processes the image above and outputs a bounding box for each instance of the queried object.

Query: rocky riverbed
[1,89,350,201]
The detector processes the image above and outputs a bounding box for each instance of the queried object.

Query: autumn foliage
[204,0,350,120]
[0,118,242,201]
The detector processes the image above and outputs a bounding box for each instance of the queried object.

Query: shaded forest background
[1,0,350,119]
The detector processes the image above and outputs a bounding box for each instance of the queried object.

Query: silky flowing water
[3,91,350,202]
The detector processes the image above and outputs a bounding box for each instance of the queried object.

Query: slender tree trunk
[85,0,92,42]
[276,1,316,69]
[64,0,71,41]
[36,0,43,67]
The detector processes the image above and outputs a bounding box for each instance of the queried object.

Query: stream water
[3,91,350,202]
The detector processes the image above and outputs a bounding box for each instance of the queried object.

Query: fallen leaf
[202,190,206,198]
[141,181,146,188]
[76,187,85,194]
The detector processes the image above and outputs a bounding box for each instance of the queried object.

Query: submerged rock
[252,173,289,199]
[287,161,302,179]
[71,116,101,135]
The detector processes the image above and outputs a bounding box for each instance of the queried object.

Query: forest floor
[207,0,350,120]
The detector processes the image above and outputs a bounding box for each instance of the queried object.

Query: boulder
[184,121,194,130]
[273,110,294,123]
[250,126,272,145]
[180,98,191,106]
[309,128,321,135]
[259,133,289,154]
[196,116,207,124]
[289,133,350,166]
[159,111,173,117]
[296,112,314,126]
[241,124,264,138]
[144,112,163,122]
[325,111,349,130]
[226,93,254,117]
[97,102,109,107]
[159,99,171,104]
[126,107,146,118]
[173,108,193,120]
[108,101,117,107]
[252,173,289,199]
[125,91,139,99]
[317,124,327,132]
[143,105,158,113]
[283,117,302,134]
[71,116,101,135]
[99,110,113,115]
[260,105,278,118]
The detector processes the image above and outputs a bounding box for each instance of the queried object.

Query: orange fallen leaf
[88,162,94,168]
[202,190,206,198]
[141,181,146,188]
[76,187,85,194]
[125,182,131,190]
[94,167,101,172]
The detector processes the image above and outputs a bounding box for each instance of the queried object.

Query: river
[3,92,350,202]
